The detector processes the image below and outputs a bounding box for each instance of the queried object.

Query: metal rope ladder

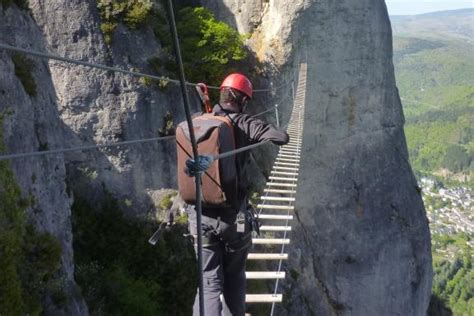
[245,63,307,308]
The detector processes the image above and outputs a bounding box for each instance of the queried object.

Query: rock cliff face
[202,0,433,315]
[28,0,184,216]
[0,5,87,314]
[1,0,432,314]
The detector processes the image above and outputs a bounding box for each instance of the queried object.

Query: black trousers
[188,207,252,316]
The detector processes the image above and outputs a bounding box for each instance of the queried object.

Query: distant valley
[392,9,474,315]
[392,8,474,189]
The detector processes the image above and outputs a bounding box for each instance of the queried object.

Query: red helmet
[220,73,253,99]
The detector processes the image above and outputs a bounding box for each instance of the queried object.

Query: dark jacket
[211,104,289,211]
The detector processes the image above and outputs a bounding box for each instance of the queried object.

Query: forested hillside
[392,9,474,315]
[392,9,474,189]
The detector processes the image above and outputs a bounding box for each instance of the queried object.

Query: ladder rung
[268,176,298,181]
[260,196,295,202]
[271,171,299,176]
[257,204,294,210]
[273,166,299,171]
[279,151,300,155]
[274,162,299,167]
[246,271,286,279]
[264,189,296,194]
[276,158,300,162]
[278,151,300,155]
[252,238,290,245]
[245,294,283,303]
[257,204,295,211]
[259,225,292,231]
[258,214,293,220]
[247,253,288,260]
[278,154,300,159]
[266,182,297,187]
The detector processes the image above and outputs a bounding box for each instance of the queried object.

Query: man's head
[219,73,253,113]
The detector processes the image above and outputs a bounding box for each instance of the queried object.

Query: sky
[385,0,474,15]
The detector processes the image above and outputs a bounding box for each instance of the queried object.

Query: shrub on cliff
[0,115,63,315]
[176,7,247,85]
[97,0,153,43]
[72,192,196,315]
[152,6,247,87]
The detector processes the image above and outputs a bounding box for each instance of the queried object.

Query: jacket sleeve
[236,114,289,145]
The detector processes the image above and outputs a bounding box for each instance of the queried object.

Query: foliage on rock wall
[158,191,177,210]
[430,233,474,316]
[158,111,174,137]
[97,2,248,100]
[72,192,196,315]
[11,53,37,97]
[151,6,247,87]
[0,114,63,315]
[97,0,153,43]
[0,0,28,9]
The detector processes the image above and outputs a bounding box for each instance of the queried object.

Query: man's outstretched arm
[236,114,289,145]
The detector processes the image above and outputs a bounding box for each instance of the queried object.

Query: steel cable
[0,42,289,93]
[0,103,289,162]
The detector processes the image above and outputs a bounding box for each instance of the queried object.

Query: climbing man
[184,73,289,315]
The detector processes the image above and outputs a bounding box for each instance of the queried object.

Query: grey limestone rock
[28,0,186,217]
[0,4,88,315]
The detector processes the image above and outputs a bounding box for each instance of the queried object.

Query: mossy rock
[11,53,37,97]
[97,0,154,44]
[159,191,178,210]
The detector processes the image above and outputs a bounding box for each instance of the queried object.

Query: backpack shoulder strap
[198,114,235,146]
[204,114,232,128]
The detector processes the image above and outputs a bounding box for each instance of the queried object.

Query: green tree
[442,144,471,173]
[0,115,62,315]
[156,6,247,86]
[431,233,473,316]
[72,193,197,315]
